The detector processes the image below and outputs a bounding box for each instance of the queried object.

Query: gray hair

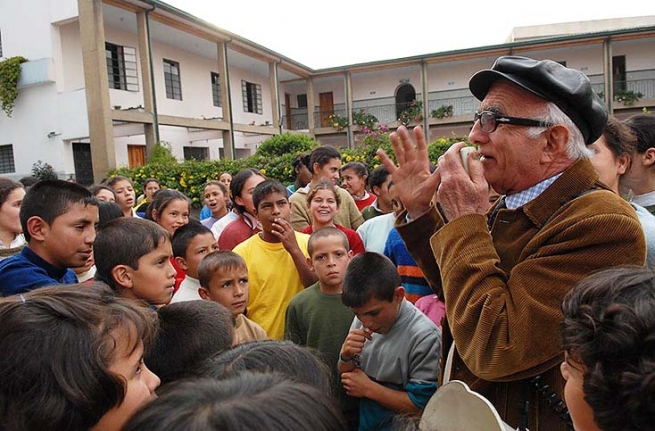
[526,102,591,160]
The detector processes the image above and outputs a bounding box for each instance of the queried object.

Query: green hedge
[109,132,467,207]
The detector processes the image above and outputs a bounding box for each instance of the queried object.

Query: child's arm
[338,328,371,373]
[273,218,318,287]
[341,369,421,414]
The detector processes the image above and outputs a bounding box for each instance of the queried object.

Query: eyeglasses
[474,110,554,133]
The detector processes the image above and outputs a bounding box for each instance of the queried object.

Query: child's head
[341,161,369,197]
[203,180,229,217]
[342,252,404,334]
[199,340,332,394]
[560,266,655,431]
[94,217,177,306]
[145,300,235,385]
[89,184,117,203]
[310,146,342,185]
[306,179,340,226]
[0,178,25,237]
[98,200,124,229]
[198,250,249,317]
[20,180,99,268]
[621,114,655,193]
[0,282,160,431]
[388,181,405,216]
[145,189,190,235]
[253,180,290,234]
[122,373,347,431]
[219,171,232,190]
[307,227,352,290]
[230,168,265,216]
[368,165,392,210]
[171,219,218,279]
[142,178,160,201]
[107,176,136,213]
[293,152,313,188]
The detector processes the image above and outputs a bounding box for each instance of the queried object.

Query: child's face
[349,288,404,335]
[309,189,338,225]
[255,191,290,234]
[308,235,351,289]
[144,182,160,201]
[0,187,25,235]
[112,180,136,211]
[341,168,366,197]
[389,184,405,216]
[314,157,342,185]
[39,202,98,269]
[219,173,232,189]
[204,185,227,217]
[95,189,115,203]
[153,199,189,235]
[177,232,218,279]
[561,355,600,431]
[93,337,160,431]
[125,238,177,306]
[200,266,249,316]
[235,175,265,216]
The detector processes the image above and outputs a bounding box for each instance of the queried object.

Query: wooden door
[128,145,146,168]
[319,92,334,128]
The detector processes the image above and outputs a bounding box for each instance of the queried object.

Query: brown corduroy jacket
[396,158,646,430]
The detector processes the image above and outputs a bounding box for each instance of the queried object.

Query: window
[242,80,262,114]
[164,59,182,100]
[297,94,307,108]
[183,146,208,161]
[0,145,16,173]
[211,72,222,107]
[105,42,139,91]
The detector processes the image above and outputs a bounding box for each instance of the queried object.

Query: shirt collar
[629,190,655,208]
[505,173,564,210]
[22,246,70,281]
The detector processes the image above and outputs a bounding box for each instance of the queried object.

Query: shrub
[150,141,178,165]
[31,160,58,181]
[255,133,318,157]
[0,56,28,117]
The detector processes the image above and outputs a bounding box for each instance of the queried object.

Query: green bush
[150,141,177,165]
[255,133,317,157]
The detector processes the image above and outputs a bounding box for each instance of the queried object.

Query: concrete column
[307,78,315,135]
[78,0,115,182]
[421,61,430,141]
[603,39,613,113]
[269,61,280,130]
[136,10,157,158]
[217,42,234,159]
[345,71,353,148]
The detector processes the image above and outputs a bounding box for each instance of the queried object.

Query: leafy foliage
[431,105,454,119]
[398,100,423,126]
[31,160,58,181]
[352,110,378,129]
[150,141,178,165]
[0,56,28,117]
[255,133,317,157]
[328,114,348,131]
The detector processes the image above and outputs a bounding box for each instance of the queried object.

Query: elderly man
[379,56,645,430]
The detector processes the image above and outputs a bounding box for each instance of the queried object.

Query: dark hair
[308,226,349,257]
[306,179,341,208]
[198,340,331,394]
[88,184,116,201]
[144,189,190,223]
[252,180,288,211]
[624,113,655,153]
[142,178,160,191]
[18,176,39,189]
[561,266,655,431]
[94,217,170,291]
[19,180,98,242]
[293,152,311,171]
[198,250,247,288]
[368,165,390,192]
[341,161,368,179]
[310,146,341,174]
[230,168,265,215]
[122,373,347,431]
[0,178,23,206]
[145,301,234,385]
[342,252,400,307]
[0,282,157,431]
[171,219,213,259]
[602,116,637,159]
[106,175,134,189]
[97,201,124,229]
[203,180,228,196]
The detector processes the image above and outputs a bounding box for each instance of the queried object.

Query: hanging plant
[0,56,28,117]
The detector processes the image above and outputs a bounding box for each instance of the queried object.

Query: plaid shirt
[505,173,563,210]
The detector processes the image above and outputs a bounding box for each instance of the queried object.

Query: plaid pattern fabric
[505,173,563,210]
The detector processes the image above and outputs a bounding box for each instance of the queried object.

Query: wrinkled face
[111,180,136,212]
[0,187,25,236]
[92,336,160,431]
[468,81,551,195]
[561,355,600,431]
[309,235,351,288]
[235,175,265,216]
[204,185,227,217]
[153,199,189,235]
[179,232,218,279]
[341,168,367,197]
[144,182,160,201]
[95,189,116,203]
[255,191,291,235]
[38,203,98,268]
[309,189,339,225]
[588,136,626,193]
[314,158,342,185]
[350,289,403,335]
[125,238,177,306]
[200,265,249,317]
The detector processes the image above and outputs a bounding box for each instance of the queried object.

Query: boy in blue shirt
[339,252,441,430]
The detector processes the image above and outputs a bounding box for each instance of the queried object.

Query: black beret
[469,56,608,145]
